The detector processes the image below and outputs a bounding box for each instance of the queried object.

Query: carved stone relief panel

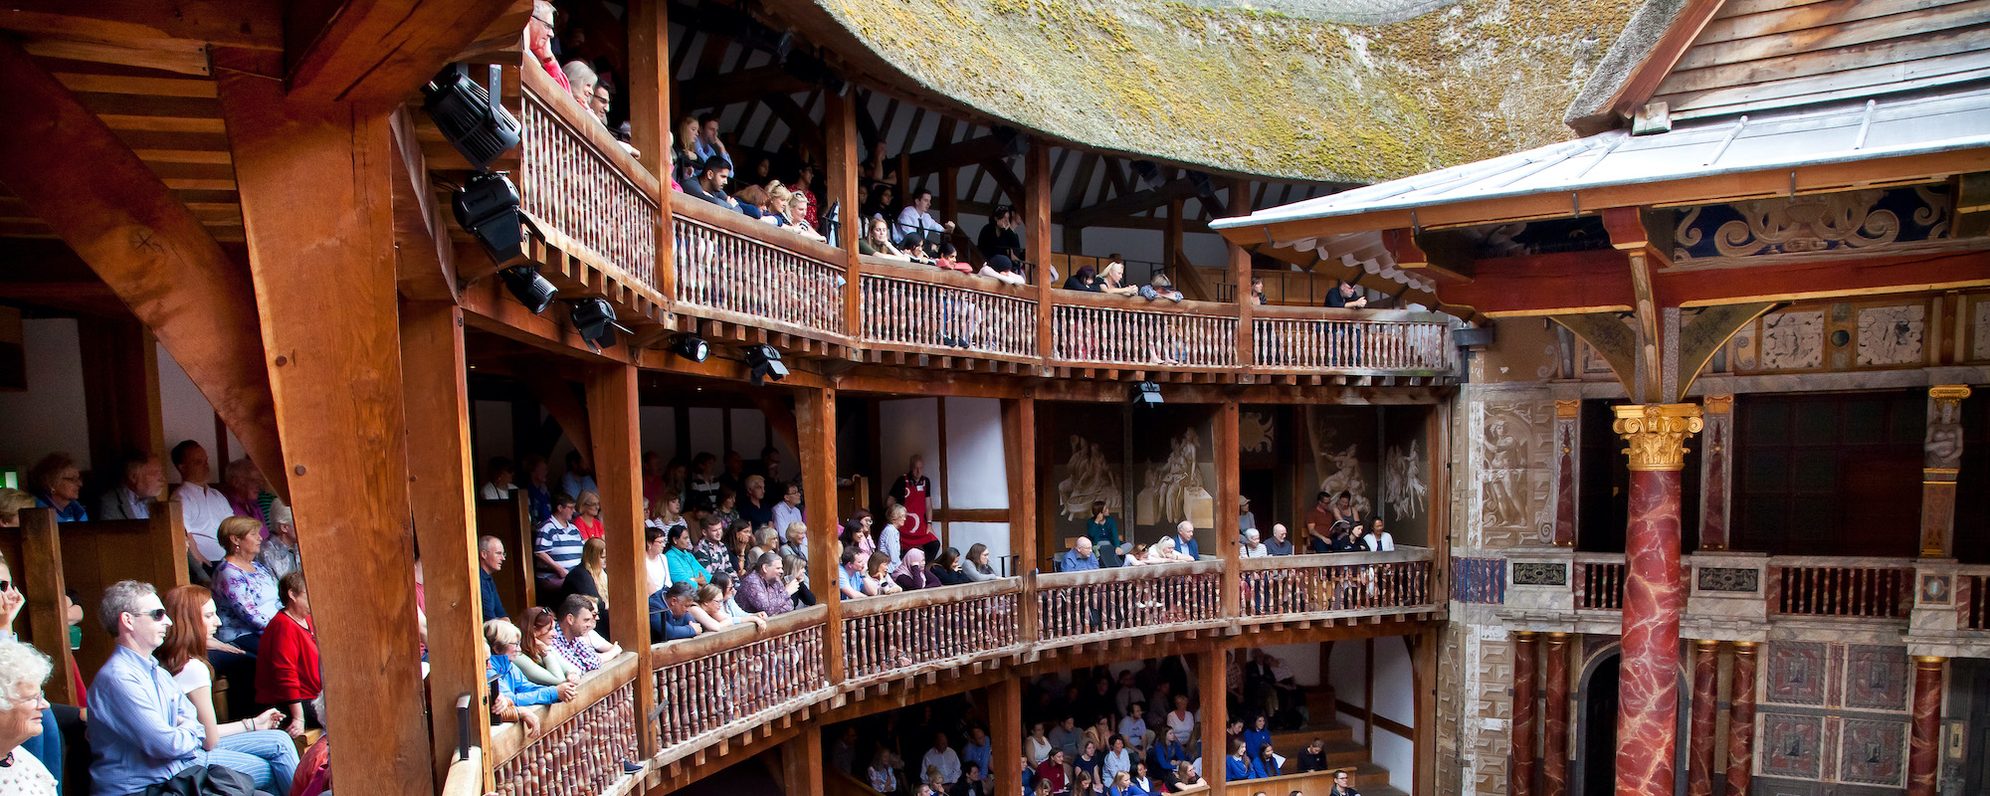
[1854,304,1924,366]
[1695,566,1758,593]
[1511,561,1568,586]
[1842,646,1909,711]
[1974,299,1990,361]
[1469,395,1554,549]
[1761,713,1826,780]
[1835,718,1908,788]
[1756,310,1824,370]
[1765,642,1828,706]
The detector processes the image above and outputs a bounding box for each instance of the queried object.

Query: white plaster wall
[1328,639,1368,744]
[157,341,240,468]
[1261,642,1323,687]
[878,397,941,494]
[946,521,1010,565]
[1374,729,1414,792]
[942,397,1007,510]
[0,319,90,472]
[1372,637,1415,726]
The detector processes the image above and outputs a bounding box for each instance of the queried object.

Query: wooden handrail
[1048,288,1237,316]
[860,255,1039,301]
[1036,558,1223,587]
[517,54,660,198]
[1237,547,1433,571]
[439,747,485,796]
[488,651,638,767]
[1250,302,1450,323]
[649,603,827,664]
[839,576,1021,617]
[671,192,852,266]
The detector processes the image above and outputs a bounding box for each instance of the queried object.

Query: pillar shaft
[1908,656,1943,796]
[1687,640,1719,796]
[1200,649,1230,790]
[1542,633,1571,796]
[1512,631,1539,796]
[1920,385,1970,558]
[1724,642,1757,796]
[1613,404,1702,796]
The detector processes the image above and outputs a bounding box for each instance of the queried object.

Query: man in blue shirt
[1059,538,1101,572]
[1173,521,1201,560]
[478,536,509,621]
[88,580,295,795]
[837,548,868,599]
[960,725,993,785]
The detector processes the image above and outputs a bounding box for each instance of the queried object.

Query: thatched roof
[782,0,1644,183]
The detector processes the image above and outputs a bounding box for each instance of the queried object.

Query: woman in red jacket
[257,570,321,731]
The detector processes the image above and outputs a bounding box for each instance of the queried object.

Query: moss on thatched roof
[812,0,1642,183]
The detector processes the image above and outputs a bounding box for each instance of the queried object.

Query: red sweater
[257,611,321,704]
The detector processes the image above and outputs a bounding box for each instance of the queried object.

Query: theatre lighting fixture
[744,344,788,386]
[673,334,711,363]
[1131,380,1163,407]
[496,265,557,315]
[452,171,526,268]
[422,64,521,171]
[568,298,629,351]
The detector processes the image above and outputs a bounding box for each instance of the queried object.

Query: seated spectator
[551,594,619,673]
[574,491,605,540]
[1060,538,1101,572]
[1225,738,1260,780]
[933,548,973,586]
[1074,740,1104,783]
[89,580,284,793]
[479,535,511,621]
[695,113,732,171]
[650,493,689,534]
[514,607,579,686]
[1306,521,1334,554]
[980,253,1027,286]
[482,619,575,736]
[839,509,874,557]
[893,548,940,591]
[1331,768,1361,796]
[962,543,1001,582]
[894,190,955,253]
[1365,518,1397,552]
[664,524,708,588]
[1330,521,1365,553]
[1250,274,1268,305]
[1239,528,1269,559]
[0,639,57,794]
[521,455,554,526]
[732,184,770,220]
[862,552,903,597]
[1034,749,1070,793]
[1256,742,1284,778]
[1131,536,1192,566]
[1098,261,1140,297]
[1172,522,1201,560]
[560,451,597,500]
[157,586,297,790]
[697,157,747,214]
[1103,735,1133,781]
[784,191,827,242]
[172,440,235,568]
[1118,702,1150,750]
[933,243,974,275]
[220,457,273,537]
[557,537,612,641]
[649,582,699,641]
[690,584,765,633]
[1296,738,1328,772]
[27,452,87,523]
[290,694,331,796]
[1324,278,1369,309]
[1025,722,1053,765]
[1164,694,1196,744]
[978,205,1027,264]
[861,216,918,262]
[643,526,671,598]
[1147,730,1188,787]
[1139,273,1184,303]
[867,749,901,793]
[480,456,516,501]
[257,504,301,581]
[789,164,820,226]
[1242,714,1273,758]
[213,517,279,651]
[1063,266,1101,292]
[923,732,962,788]
[837,549,868,600]
[674,116,703,174]
[1265,524,1295,556]
[98,451,164,521]
[534,493,584,594]
[527,1,567,93]
[256,571,321,731]
[861,183,897,224]
[738,475,776,528]
[771,482,805,538]
[1049,715,1084,759]
[710,490,742,536]
[735,553,796,616]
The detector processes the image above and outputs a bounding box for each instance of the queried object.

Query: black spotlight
[497,265,557,315]
[453,171,526,267]
[569,298,630,351]
[744,344,788,386]
[673,334,711,363]
[1131,380,1163,407]
[422,64,521,171]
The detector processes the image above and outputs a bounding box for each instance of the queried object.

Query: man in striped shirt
[534,493,583,595]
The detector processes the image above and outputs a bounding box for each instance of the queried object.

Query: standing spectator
[978,205,1026,264]
[1324,279,1368,309]
[790,165,820,227]
[157,586,297,790]
[1237,496,1257,539]
[573,492,605,541]
[88,581,280,792]
[1085,501,1124,567]
[894,190,956,254]
[876,505,907,568]
[172,441,235,566]
[560,451,597,501]
[257,571,321,731]
[1250,275,1267,305]
[521,455,553,526]
[479,535,510,621]
[1365,518,1396,552]
[772,483,805,541]
[893,549,940,591]
[922,732,962,788]
[479,457,516,501]
[97,452,164,521]
[695,113,732,170]
[1265,524,1295,557]
[891,456,939,560]
[213,517,280,651]
[534,493,584,595]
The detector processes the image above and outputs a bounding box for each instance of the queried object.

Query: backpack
[140,764,258,796]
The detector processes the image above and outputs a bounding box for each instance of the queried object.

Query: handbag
[140,764,258,796]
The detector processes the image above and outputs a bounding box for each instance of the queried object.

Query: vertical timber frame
[1027,141,1054,366]
[1200,645,1230,790]
[798,386,846,683]
[628,0,674,303]
[1229,179,1254,368]
[217,68,432,795]
[1217,401,1242,617]
[588,361,657,757]
[826,91,863,337]
[1003,395,1040,636]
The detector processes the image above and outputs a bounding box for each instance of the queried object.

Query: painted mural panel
[1467,394,1554,549]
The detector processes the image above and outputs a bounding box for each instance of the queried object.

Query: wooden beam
[587,361,656,757]
[526,378,595,472]
[388,106,457,302]
[77,318,166,468]
[16,510,76,707]
[0,0,283,50]
[779,726,825,795]
[1229,179,1254,367]
[1066,177,1202,228]
[979,158,1026,209]
[1026,143,1052,361]
[284,0,519,107]
[1582,0,1728,136]
[1217,402,1241,618]
[0,38,289,497]
[1002,396,1038,635]
[629,0,670,177]
[797,385,844,683]
[1200,646,1230,790]
[399,300,491,791]
[216,69,432,794]
[907,134,1010,177]
[990,677,1023,795]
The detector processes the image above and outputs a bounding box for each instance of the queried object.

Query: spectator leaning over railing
[551,594,618,674]
[690,583,765,633]
[1172,522,1201,560]
[514,607,580,686]
[1324,278,1368,310]
[1098,261,1140,298]
[483,619,575,737]
[893,548,940,591]
[838,548,869,600]
[158,585,299,790]
[933,548,973,586]
[526,1,567,93]
[1139,272,1184,303]
[735,553,795,616]
[649,582,698,641]
[962,543,1001,582]
[862,552,903,597]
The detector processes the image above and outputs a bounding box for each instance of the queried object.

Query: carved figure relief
[1472,400,1553,546]
[1757,310,1823,370]
[1761,713,1825,779]
[1837,719,1908,787]
[1135,429,1212,528]
[1055,436,1122,520]
[1974,300,1990,361]
[1384,440,1428,521]
[1855,305,1925,366]
[1239,411,1274,454]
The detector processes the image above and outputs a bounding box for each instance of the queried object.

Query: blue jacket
[1242,727,1272,758]
[1059,549,1100,572]
[480,569,508,620]
[488,655,560,707]
[1175,534,1200,560]
[1148,739,1186,773]
[1226,755,1263,780]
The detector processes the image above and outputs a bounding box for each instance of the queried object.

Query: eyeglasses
[128,608,168,622]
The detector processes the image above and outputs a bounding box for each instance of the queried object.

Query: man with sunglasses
[87,580,295,795]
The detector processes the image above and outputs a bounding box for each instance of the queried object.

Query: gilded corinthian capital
[1613,403,1704,472]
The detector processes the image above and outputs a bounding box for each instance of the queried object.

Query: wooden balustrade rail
[440,748,485,796]
[1237,549,1435,619]
[1574,556,1627,611]
[1251,304,1455,374]
[859,257,1038,360]
[651,604,830,759]
[1034,560,1225,643]
[671,198,849,341]
[1769,558,1914,619]
[1050,293,1239,369]
[840,578,1023,682]
[489,653,639,796]
[517,60,660,289]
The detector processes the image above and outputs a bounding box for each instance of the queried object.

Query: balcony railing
[1769,558,1914,619]
[1239,550,1436,619]
[859,258,1038,361]
[515,57,660,293]
[671,197,848,341]
[1052,294,1239,369]
[651,605,831,761]
[1575,555,1628,611]
[1252,305,1455,375]
[841,578,1023,682]
[488,653,639,796]
[1034,560,1227,643]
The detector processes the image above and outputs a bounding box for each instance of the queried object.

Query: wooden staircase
[1256,687,1408,796]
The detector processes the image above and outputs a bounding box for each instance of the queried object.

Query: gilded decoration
[1701,394,1733,415]
[1612,403,1703,472]
[1757,310,1824,370]
[1854,305,1924,366]
[1673,184,1950,262]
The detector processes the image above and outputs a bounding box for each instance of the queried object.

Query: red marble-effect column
[1613,403,1701,796]
[1724,642,1758,796]
[1553,400,1579,546]
[1909,656,1944,796]
[1687,640,1719,796]
[1542,633,1572,796]
[1512,631,1539,796]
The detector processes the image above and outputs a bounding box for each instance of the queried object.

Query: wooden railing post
[1027,141,1054,367]
[798,386,845,683]
[826,91,863,339]
[15,509,76,707]
[1003,396,1040,640]
[399,301,493,790]
[1218,401,1242,618]
[1228,178,1254,369]
[1200,645,1230,790]
[587,361,656,760]
[628,0,673,302]
[991,676,1023,792]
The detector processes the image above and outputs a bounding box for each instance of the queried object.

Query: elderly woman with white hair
[1239,528,1269,559]
[0,639,58,793]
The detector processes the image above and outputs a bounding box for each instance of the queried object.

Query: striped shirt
[535,518,584,582]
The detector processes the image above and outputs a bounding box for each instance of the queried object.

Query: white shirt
[0,747,56,796]
[479,482,514,501]
[771,502,805,536]
[1166,710,1196,744]
[172,660,213,695]
[174,482,234,561]
[895,206,944,240]
[921,747,961,785]
[1366,532,1396,552]
[1240,542,1269,558]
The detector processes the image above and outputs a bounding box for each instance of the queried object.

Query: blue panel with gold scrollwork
[1672,183,1951,262]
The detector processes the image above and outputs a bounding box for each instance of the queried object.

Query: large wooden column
[1003,396,1040,638]
[399,301,491,789]
[779,726,824,796]
[1612,404,1702,796]
[587,362,655,758]
[1511,631,1539,796]
[825,90,862,339]
[1920,385,1970,558]
[627,0,674,303]
[1216,402,1241,617]
[991,677,1023,794]
[218,72,431,794]
[1026,141,1054,364]
[797,386,845,683]
[78,318,165,469]
[1199,648,1230,790]
[1227,179,1253,367]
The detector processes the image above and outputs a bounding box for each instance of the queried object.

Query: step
[1268,724,1353,752]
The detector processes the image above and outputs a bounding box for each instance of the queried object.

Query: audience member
[558,538,612,639]
[979,252,1027,285]
[1064,266,1100,292]
[1098,261,1139,297]
[257,571,321,731]
[573,491,605,541]
[893,549,941,591]
[738,476,775,529]
[290,694,332,796]
[513,606,580,685]
[736,553,796,616]
[1085,502,1124,567]
[978,205,1026,264]
[876,505,907,567]
[479,535,511,621]
[1324,279,1368,309]
[643,526,671,598]
[0,639,56,794]
[962,543,1001,582]
[535,493,584,594]
[480,456,517,501]
[1139,273,1184,303]
[650,582,699,641]
[560,452,597,502]
[932,548,972,586]
[1172,522,1201,560]
[483,619,574,734]
[861,216,920,262]
[690,583,765,633]
[921,732,962,788]
[695,113,732,171]
[1265,524,1295,556]
[711,489,743,533]
[171,440,234,567]
[1237,496,1257,538]
[551,595,617,673]
[863,553,903,597]
[1365,518,1396,552]
[527,1,567,93]
[1330,768,1362,796]
[894,190,955,253]
[257,504,301,581]
[98,451,164,521]
[1239,529,1269,559]
[1295,738,1328,772]
[1250,275,1267,305]
[1060,538,1100,573]
[522,455,554,525]
[214,517,280,651]
[158,586,297,789]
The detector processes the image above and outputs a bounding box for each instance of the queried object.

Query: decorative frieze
[1696,566,1759,593]
[1512,561,1569,587]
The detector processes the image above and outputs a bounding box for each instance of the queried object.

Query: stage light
[422,64,521,171]
[453,171,526,268]
[569,298,629,351]
[497,265,557,315]
[1131,380,1163,407]
[744,344,788,386]
[673,335,711,363]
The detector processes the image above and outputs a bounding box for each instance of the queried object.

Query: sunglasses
[128,608,169,622]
